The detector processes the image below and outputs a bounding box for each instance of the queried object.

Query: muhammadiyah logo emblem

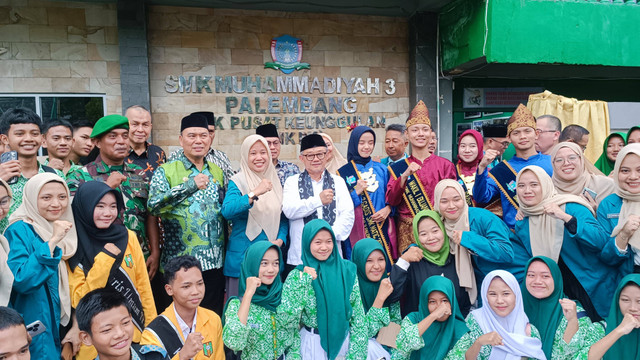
[264,35,310,74]
[203,341,213,357]
[124,254,133,268]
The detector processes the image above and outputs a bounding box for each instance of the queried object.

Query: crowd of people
[0,99,639,360]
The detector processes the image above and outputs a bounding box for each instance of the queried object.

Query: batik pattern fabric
[0,163,64,232]
[66,156,151,256]
[126,142,166,180]
[275,159,300,187]
[223,298,296,360]
[366,302,402,338]
[168,148,236,191]
[548,305,604,360]
[43,158,82,179]
[444,313,542,360]
[147,152,225,271]
[279,269,368,360]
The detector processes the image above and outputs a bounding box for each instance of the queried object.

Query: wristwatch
[248,192,259,201]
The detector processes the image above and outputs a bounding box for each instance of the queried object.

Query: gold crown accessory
[507,104,536,136]
[405,100,432,128]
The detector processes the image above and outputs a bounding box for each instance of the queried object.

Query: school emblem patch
[264,35,310,74]
[203,341,214,357]
[124,254,133,268]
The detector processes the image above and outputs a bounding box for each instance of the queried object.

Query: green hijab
[603,274,640,360]
[352,238,389,313]
[521,256,564,360]
[300,219,357,360]
[239,241,283,312]
[407,276,469,360]
[412,210,450,266]
[595,132,627,175]
[222,241,283,324]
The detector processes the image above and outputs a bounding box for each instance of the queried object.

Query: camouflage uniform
[67,154,151,256]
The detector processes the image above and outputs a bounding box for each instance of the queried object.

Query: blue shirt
[473,152,553,228]
[597,193,636,277]
[380,153,408,167]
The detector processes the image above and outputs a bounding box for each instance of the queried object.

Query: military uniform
[67,155,152,256]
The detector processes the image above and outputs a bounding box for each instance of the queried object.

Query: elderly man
[481,124,510,172]
[381,124,409,166]
[535,114,562,154]
[282,134,354,270]
[148,114,226,316]
[256,123,299,186]
[67,114,161,280]
[125,105,166,179]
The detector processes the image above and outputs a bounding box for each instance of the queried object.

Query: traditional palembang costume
[473,104,553,229]
[388,210,474,317]
[513,165,617,321]
[434,179,513,288]
[550,142,615,205]
[446,270,546,360]
[386,101,456,253]
[521,256,604,360]
[393,276,469,360]
[279,219,367,360]
[351,238,401,360]
[339,126,396,265]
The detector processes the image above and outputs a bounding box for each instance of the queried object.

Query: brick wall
[0,1,122,114]
[147,6,410,167]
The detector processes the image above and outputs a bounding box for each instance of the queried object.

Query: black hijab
[67,181,128,274]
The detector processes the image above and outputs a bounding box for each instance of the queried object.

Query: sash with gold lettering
[487,161,519,210]
[388,159,434,216]
[338,161,394,269]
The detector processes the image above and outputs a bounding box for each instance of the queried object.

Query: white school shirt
[282,172,355,266]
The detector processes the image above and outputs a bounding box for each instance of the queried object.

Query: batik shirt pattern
[275,160,300,187]
[147,152,225,271]
[127,142,166,180]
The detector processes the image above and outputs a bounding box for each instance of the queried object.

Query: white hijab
[230,135,283,242]
[611,144,640,248]
[8,173,77,326]
[517,165,593,262]
[472,270,546,360]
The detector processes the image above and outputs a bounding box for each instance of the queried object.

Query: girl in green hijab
[223,241,295,360]
[521,256,604,360]
[279,219,368,360]
[594,132,626,176]
[352,238,401,359]
[394,275,468,360]
[587,274,640,360]
[387,210,473,317]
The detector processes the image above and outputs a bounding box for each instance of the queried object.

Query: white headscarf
[550,142,614,204]
[472,270,546,360]
[517,165,593,262]
[433,179,477,304]
[611,144,640,248]
[230,135,283,242]
[8,173,77,326]
[319,133,347,174]
[0,179,13,306]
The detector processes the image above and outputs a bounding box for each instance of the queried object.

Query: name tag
[607,213,620,219]
[249,323,260,329]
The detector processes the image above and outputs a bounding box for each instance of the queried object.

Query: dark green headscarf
[603,274,640,360]
[521,256,564,360]
[300,219,357,360]
[406,276,469,360]
[239,241,283,312]
[595,132,627,175]
[352,238,389,313]
[412,210,450,266]
[222,241,283,325]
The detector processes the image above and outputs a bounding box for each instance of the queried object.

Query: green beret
[91,114,130,138]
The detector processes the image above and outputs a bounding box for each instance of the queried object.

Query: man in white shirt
[282,134,354,270]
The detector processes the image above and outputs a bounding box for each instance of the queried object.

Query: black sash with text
[144,315,184,358]
[388,159,433,216]
[487,161,519,210]
[108,267,146,332]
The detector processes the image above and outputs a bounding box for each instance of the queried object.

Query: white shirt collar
[173,304,197,340]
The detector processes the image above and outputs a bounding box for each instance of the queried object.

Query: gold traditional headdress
[507,104,536,136]
[405,100,431,128]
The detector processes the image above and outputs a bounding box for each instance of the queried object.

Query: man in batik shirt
[148,114,226,316]
[125,105,166,179]
[67,114,161,280]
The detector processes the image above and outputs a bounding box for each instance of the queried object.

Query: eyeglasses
[0,196,11,208]
[302,152,327,161]
[553,154,580,165]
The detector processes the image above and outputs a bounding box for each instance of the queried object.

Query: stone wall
[147,6,410,168]
[0,1,122,114]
